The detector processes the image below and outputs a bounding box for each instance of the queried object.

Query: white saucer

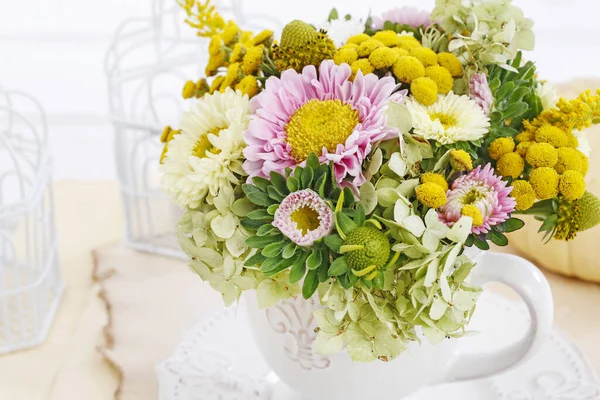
[157,292,600,400]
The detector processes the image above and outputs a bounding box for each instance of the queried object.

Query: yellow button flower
[511,180,536,211]
[516,130,535,143]
[242,45,264,75]
[235,75,259,98]
[461,205,483,226]
[535,125,569,148]
[221,62,242,89]
[357,39,384,57]
[554,147,583,174]
[529,167,560,200]
[393,47,410,57]
[421,172,449,191]
[449,149,473,171]
[411,77,438,106]
[497,152,525,178]
[221,21,240,45]
[559,170,586,201]
[488,137,515,160]
[425,65,454,94]
[516,141,532,157]
[351,59,375,76]
[392,56,425,83]
[342,42,359,49]
[209,76,226,94]
[437,52,463,77]
[253,29,273,46]
[398,35,422,51]
[334,47,359,66]
[567,132,579,148]
[416,182,448,208]
[208,34,222,56]
[369,47,399,69]
[346,33,370,45]
[230,42,246,63]
[525,142,558,168]
[409,47,438,67]
[579,151,589,175]
[372,30,402,47]
[182,80,196,99]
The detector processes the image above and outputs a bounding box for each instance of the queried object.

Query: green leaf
[256,224,275,236]
[240,218,264,231]
[465,234,474,247]
[328,256,349,276]
[327,7,338,21]
[496,81,515,101]
[287,176,299,193]
[260,257,282,273]
[509,87,530,103]
[306,152,320,169]
[353,204,366,226]
[490,231,509,247]
[316,174,327,199]
[251,176,270,192]
[246,191,272,207]
[262,242,284,257]
[270,171,289,195]
[324,234,344,253]
[246,234,283,248]
[247,209,273,221]
[302,269,319,299]
[267,204,279,215]
[318,251,330,282]
[282,243,297,259]
[336,212,358,237]
[500,218,525,233]
[243,183,264,196]
[301,166,314,188]
[473,235,490,251]
[263,254,297,277]
[372,272,384,290]
[343,187,355,208]
[307,250,323,270]
[244,252,267,267]
[488,78,501,91]
[503,102,529,119]
[267,186,286,202]
[289,252,308,284]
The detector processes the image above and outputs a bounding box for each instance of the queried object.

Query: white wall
[1,0,599,180]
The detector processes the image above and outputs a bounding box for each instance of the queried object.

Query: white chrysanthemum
[319,19,365,46]
[536,81,559,110]
[406,92,490,145]
[160,88,250,208]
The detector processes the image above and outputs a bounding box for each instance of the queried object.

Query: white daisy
[319,19,365,47]
[405,92,490,145]
[160,88,250,208]
[536,81,559,111]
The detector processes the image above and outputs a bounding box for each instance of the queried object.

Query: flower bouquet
[160,0,600,366]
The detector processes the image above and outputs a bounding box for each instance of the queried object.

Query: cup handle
[446,251,554,381]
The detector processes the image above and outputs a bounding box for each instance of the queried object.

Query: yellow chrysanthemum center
[416,182,448,208]
[430,112,457,129]
[193,126,224,158]
[511,180,536,211]
[449,149,473,171]
[286,99,359,161]
[461,204,483,227]
[290,205,321,235]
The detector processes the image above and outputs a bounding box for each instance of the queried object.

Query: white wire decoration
[105,0,282,258]
[0,88,63,354]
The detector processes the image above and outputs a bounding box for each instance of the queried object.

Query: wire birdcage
[0,88,63,354]
[105,0,282,258]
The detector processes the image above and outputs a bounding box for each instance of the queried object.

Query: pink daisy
[242,60,398,189]
[440,164,516,235]
[470,73,493,116]
[372,7,434,31]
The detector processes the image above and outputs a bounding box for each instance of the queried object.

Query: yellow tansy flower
[230,42,246,63]
[209,75,226,94]
[525,142,558,168]
[421,172,448,191]
[409,47,438,67]
[334,47,359,66]
[559,170,586,201]
[411,77,438,106]
[253,29,273,46]
[369,47,399,69]
[529,167,560,200]
[397,35,422,51]
[346,33,370,45]
[488,137,515,160]
[461,205,483,227]
[535,125,569,148]
[357,39,384,58]
[235,75,259,97]
[393,47,410,57]
[208,34,222,56]
[516,141,532,157]
[351,59,375,76]
[205,50,227,77]
[425,65,454,94]
[511,180,536,211]
[449,149,473,171]
[160,125,179,143]
[554,147,583,174]
[221,62,242,89]
[221,20,240,45]
[242,45,264,75]
[416,182,447,208]
[372,30,401,47]
[392,56,425,83]
[516,130,535,143]
[437,52,463,77]
[579,151,589,175]
[342,42,359,49]
[182,80,196,99]
[497,152,525,178]
[567,132,579,148]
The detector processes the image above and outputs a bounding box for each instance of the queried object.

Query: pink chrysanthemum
[242,60,398,188]
[440,164,516,235]
[372,7,433,30]
[469,73,493,116]
[273,189,333,246]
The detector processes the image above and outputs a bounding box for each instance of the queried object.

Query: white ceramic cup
[246,251,554,400]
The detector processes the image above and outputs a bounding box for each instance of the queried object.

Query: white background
[1,0,599,180]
